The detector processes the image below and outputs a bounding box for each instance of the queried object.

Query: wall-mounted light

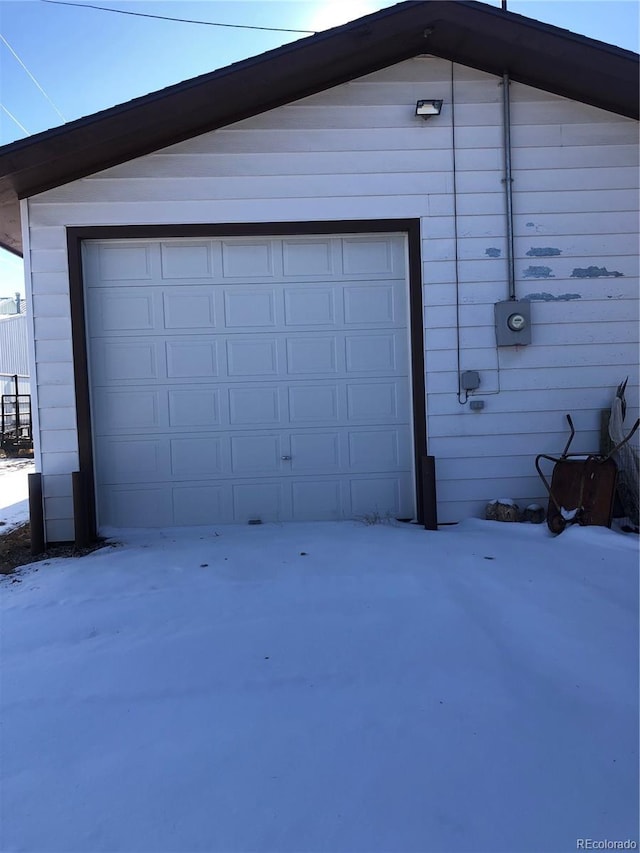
[415,99,443,119]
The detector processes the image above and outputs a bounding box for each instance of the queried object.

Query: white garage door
[83,235,415,528]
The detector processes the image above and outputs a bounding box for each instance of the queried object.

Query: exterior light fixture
[415,99,443,119]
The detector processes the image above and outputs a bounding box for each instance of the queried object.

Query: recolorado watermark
[576,841,638,850]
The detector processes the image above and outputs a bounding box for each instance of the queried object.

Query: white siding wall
[24,57,639,540]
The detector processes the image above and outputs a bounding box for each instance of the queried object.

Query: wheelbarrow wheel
[548,514,566,535]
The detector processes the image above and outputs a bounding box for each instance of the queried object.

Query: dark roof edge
[1,0,637,162]
[0,9,348,157]
[0,0,638,256]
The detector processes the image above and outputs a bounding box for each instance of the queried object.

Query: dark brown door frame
[67,219,427,536]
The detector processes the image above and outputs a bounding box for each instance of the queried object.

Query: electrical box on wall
[494,300,531,346]
[460,370,481,391]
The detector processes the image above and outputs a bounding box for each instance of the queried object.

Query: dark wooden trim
[72,470,91,548]
[67,229,97,540]
[406,219,427,524]
[68,221,418,240]
[67,219,427,529]
[421,456,438,530]
[28,472,45,555]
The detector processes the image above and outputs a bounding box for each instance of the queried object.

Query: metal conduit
[502,71,516,301]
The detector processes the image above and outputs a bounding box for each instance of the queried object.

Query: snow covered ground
[1,517,638,853]
[0,456,33,533]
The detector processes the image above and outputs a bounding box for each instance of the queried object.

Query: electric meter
[494,300,532,346]
[507,312,526,332]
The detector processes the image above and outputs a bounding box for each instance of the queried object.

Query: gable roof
[0,0,637,256]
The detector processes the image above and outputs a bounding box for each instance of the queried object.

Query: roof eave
[0,0,637,256]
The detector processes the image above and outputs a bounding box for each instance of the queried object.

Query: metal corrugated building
[0,314,29,394]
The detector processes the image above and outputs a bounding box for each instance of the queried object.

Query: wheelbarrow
[535,414,640,534]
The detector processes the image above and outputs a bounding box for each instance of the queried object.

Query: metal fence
[0,373,29,396]
[0,373,32,454]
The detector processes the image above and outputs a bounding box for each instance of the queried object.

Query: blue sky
[0,0,638,295]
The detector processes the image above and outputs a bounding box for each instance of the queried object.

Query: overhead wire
[0,103,30,135]
[0,33,66,121]
[0,0,315,143]
[39,0,317,34]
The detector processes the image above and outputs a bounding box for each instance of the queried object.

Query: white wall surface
[24,57,639,540]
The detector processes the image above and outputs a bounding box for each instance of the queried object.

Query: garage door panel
[96,340,160,382]
[284,286,336,325]
[228,386,282,426]
[350,477,402,518]
[226,338,279,377]
[348,429,403,470]
[286,337,338,375]
[291,480,343,520]
[96,437,169,484]
[103,485,173,527]
[222,240,275,278]
[282,239,334,277]
[173,484,227,526]
[233,482,285,522]
[343,285,396,325]
[290,431,341,471]
[88,289,157,333]
[223,288,277,327]
[230,434,282,474]
[162,291,216,329]
[168,388,220,428]
[85,235,415,528]
[346,381,405,421]
[94,389,161,433]
[288,384,340,423]
[95,244,153,282]
[90,282,407,338]
[342,237,395,276]
[345,332,404,373]
[161,242,214,279]
[171,437,223,477]
[166,339,219,378]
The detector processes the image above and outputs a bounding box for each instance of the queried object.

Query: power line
[0,33,66,122]
[39,0,317,34]
[0,103,30,135]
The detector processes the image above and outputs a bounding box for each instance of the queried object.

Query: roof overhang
[0,0,637,256]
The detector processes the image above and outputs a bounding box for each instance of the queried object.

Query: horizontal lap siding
[426,71,638,521]
[25,57,639,535]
